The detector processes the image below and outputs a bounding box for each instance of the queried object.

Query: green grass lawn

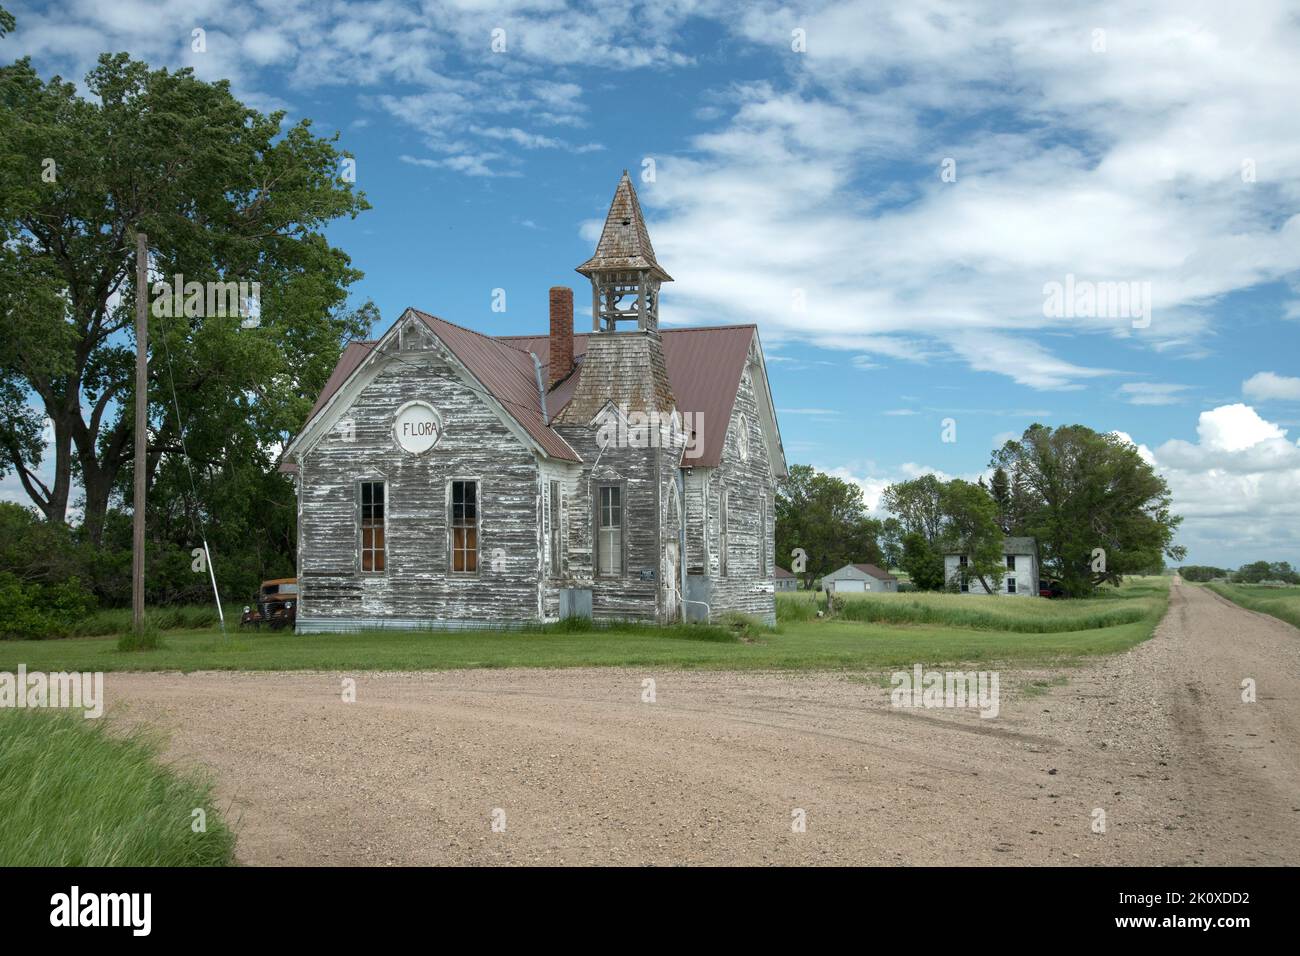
[1205,581,1300,629]
[0,578,1169,674]
[780,577,1168,632]
[0,709,235,866]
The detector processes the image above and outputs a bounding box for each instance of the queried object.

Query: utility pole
[132,231,148,633]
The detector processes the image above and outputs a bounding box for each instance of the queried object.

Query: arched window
[736,414,750,462]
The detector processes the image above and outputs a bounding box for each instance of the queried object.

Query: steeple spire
[577,171,671,332]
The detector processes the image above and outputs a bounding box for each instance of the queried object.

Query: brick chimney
[548,286,574,388]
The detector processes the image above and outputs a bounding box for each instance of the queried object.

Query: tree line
[777,423,1184,598]
[1179,562,1299,585]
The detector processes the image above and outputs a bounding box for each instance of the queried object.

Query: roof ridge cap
[491,323,759,342]
[410,309,535,358]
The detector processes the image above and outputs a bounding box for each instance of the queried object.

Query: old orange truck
[239,578,298,631]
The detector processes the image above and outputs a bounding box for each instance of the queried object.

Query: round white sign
[394,402,442,453]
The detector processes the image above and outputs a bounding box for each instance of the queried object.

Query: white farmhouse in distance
[944,537,1040,597]
[821,563,899,593]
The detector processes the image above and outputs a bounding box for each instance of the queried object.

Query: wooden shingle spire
[577,171,672,282]
[578,171,672,331]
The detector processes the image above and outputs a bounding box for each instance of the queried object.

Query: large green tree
[775,464,884,589]
[879,473,945,545]
[991,424,1185,595]
[989,466,1011,532]
[0,53,372,543]
[900,531,945,590]
[881,475,1005,592]
[880,474,947,589]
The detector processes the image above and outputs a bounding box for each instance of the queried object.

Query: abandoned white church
[280,172,787,631]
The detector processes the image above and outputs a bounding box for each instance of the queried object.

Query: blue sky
[6,0,1300,567]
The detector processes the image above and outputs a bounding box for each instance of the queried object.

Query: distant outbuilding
[821,563,899,593]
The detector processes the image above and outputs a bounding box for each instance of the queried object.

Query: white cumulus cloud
[1243,371,1300,403]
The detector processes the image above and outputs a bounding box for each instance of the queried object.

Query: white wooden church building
[280,172,787,631]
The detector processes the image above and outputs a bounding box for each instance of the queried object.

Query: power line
[153,278,227,634]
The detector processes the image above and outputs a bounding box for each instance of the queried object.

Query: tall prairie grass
[778,578,1167,633]
[52,604,240,639]
[0,710,235,866]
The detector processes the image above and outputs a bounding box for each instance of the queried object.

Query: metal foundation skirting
[295,615,535,634]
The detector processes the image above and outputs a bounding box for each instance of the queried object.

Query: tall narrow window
[597,485,622,576]
[719,488,729,576]
[958,554,969,592]
[360,481,385,572]
[450,479,478,573]
[759,494,767,576]
[1006,554,1016,570]
[549,480,562,574]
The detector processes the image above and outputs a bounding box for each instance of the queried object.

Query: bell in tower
[576,170,672,332]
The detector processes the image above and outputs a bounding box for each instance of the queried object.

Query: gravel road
[103,578,1299,865]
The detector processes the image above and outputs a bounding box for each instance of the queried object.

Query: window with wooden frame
[548,480,562,575]
[759,494,767,576]
[449,479,478,574]
[596,484,623,576]
[958,554,969,592]
[719,487,730,576]
[359,480,386,573]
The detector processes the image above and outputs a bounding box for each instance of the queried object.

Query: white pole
[202,538,226,634]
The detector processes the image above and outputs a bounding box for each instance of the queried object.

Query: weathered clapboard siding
[297,341,543,629]
[656,435,688,623]
[555,420,662,622]
[683,467,708,575]
[699,342,777,626]
[537,457,582,621]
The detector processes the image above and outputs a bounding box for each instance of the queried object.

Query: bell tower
[554,171,677,425]
[576,170,672,332]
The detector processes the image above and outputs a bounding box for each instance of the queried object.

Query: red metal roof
[409,311,580,462]
[308,340,372,421]
[286,315,764,470]
[500,325,756,467]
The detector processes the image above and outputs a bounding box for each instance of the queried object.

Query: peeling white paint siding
[292,329,779,631]
[537,456,581,621]
[701,348,777,625]
[555,423,662,622]
[684,468,709,575]
[297,344,542,629]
